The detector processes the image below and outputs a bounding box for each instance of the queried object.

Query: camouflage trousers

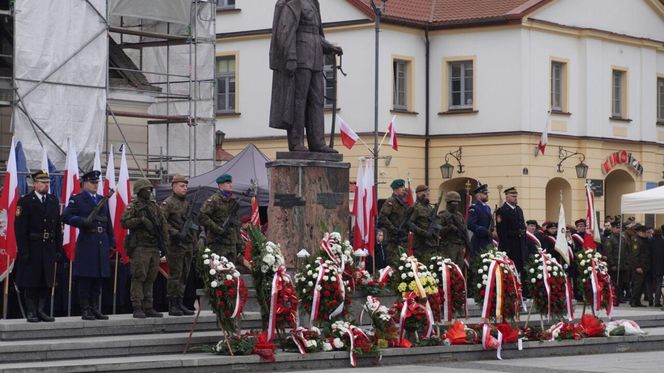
[130,247,160,310]
[441,243,465,269]
[166,247,193,298]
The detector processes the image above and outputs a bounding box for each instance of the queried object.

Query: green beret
[390,179,405,189]
[216,173,232,184]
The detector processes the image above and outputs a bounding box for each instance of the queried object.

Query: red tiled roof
[347,0,551,28]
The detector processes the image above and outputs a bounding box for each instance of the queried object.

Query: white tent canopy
[620,186,664,214]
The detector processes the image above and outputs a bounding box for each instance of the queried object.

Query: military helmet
[445,191,461,202]
[133,179,153,194]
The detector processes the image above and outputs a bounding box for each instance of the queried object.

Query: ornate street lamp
[440,146,464,179]
[557,146,588,179]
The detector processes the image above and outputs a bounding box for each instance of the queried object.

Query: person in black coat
[495,187,528,279]
[467,183,494,260]
[62,170,116,320]
[14,171,63,322]
[649,227,664,307]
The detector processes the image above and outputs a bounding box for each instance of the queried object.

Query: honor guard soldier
[438,191,470,268]
[160,175,196,316]
[467,183,493,260]
[495,187,528,276]
[604,220,628,305]
[409,185,439,259]
[62,170,115,320]
[199,174,243,262]
[121,179,168,318]
[377,179,409,263]
[629,224,650,307]
[15,171,63,322]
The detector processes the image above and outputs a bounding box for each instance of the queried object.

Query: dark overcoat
[495,203,528,272]
[62,192,115,278]
[14,191,63,288]
[467,200,493,257]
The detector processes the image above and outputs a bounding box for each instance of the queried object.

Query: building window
[216,56,236,113]
[323,54,336,109]
[612,69,626,118]
[658,77,664,122]
[448,60,473,109]
[217,0,235,10]
[393,59,409,110]
[551,61,567,112]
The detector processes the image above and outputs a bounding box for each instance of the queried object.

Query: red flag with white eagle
[114,144,131,263]
[338,115,359,149]
[0,138,19,281]
[62,140,80,261]
[387,115,398,151]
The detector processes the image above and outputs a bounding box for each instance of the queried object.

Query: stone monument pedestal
[266,155,350,267]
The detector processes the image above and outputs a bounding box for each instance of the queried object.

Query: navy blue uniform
[467,200,493,257]
[495,203,528,274]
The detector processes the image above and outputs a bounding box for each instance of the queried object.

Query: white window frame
[612,69,626,118]
[448,60,473,110]
[551,61,564,112]
[216,55,236,114]
[393,59,409,111]
[658,77,664,122]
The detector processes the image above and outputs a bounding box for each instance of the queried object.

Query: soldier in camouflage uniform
[377,179,410,262]
[160,175,196,316]
[409,185,439,260]
[437,191,470,268]
[629,224,650,307]
[199,174,243,262]
[121,179,168,318]
[604,220,628,304]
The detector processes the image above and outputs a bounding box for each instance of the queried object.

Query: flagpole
[112,251,119,314]
[67,259,73,317]
[50,262,57,317]
[2,257,8,319]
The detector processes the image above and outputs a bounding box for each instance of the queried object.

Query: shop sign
[601,150,643,176]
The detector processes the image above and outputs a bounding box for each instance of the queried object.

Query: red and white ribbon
[565,277,574,321]
[441,262,452,322]
[230,269,242,318]
[589,259,602,313]
[329,269,346,319]
[481,323,503,360]
[398,292,433,342]
[290,327,308,354]
[378,266,393,286]
[267,265,292,341]
[526,231,541,248]
[539,249,552,320]
[310,260,326,324]
[481,261,499,320]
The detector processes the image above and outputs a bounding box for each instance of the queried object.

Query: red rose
[228,289,236,296]
[216,290,223,297]
[225,280,232,286]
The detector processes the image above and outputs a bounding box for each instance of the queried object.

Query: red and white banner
[0,138,19,281]
[585,182,602,245]
[338,115,359,149]
[115,145,131,263]
[250,196,260,226]
[62,140,80,261]
[537,120,548,155]
[554,202,570,264]
[387,115,398,151]
[352,159,376,256]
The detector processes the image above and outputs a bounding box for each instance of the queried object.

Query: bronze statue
[269,0,343,153]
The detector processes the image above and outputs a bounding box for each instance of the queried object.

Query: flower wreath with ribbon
[576,249,614,316]
[525,248,574,321]
[294,258,352,325]
[472,247,525,323]
[327,321,374,367]
[429,256,468,323]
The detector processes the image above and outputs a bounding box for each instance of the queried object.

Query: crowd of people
[375,179,664,309]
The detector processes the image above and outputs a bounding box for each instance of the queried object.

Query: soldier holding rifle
[121,179,168,319]
[438,191,470,268]
[409,185,441,260]
[377,179,410,263]
[62,170,115,320]
[160,175,197,316]
[199,174,243,262]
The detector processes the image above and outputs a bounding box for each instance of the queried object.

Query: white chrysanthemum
[307,281,314,287]
[322,342,333,351]
[323,276,329,281]
[401,273,407,279]
[537,274,542,279]
[210,280,218,288]
[478,269,484,274]
[580,260,586,266]
[408,271,414,277]
[263,254,276,266]
[482,274,488,280]
[209,269,216,275]
[399,266,404,271]
[203,259,210,265]
[529,268,535,274]
[477,283,482,289]
[330,276,337,282]
[225,274,232,281]
[204,248,211,253]
[531,278,536,283]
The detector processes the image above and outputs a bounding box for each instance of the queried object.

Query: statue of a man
[269,0,343,153]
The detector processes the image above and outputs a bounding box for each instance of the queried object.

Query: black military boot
[90,298,109,320]
[80,300,96,321]
[168,297,184,316]
[133,308,146,319]
[37,297,55,322]
[144,308,163,318]
[25,297,40,323]
[178,297,195,316]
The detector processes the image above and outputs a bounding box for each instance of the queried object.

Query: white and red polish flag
[62,140,81,261]
[585,182,602,246]
[352,160,365,250]
[338,115,360,149]
[93,143,103,185]
[537,120,548,156]
[40,146,51,194]
[250,196,260,226]
[362,161,377,256]
[387,115,398,151]
[0,138,19,281]
[115,144,131,263]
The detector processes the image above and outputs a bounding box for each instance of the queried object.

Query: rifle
[425,191,445,243]
[396,206,415,243]
[177,189,201,241]
[221,198,241,233]
[83,189,115,227]
[139,203,167,256]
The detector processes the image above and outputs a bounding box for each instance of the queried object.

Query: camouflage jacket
[160,193,195,249]
[377,194,409,242]
[438,209,468,246]
[199,191,241,247]
[409,200,436,248]
[121,197,168,249]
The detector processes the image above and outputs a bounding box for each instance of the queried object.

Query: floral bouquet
[429,256,467,322]
[544,321,584,340]
[576,249,614,316]
[361,296,398,347]
[326,321,375,367]
[355,266,393,296]
[295,258,352,325]
[472,247,524,323]
[320,232,357,289]
[284,326,324,354]
[525,249,574,321]
[200,249,248,334]
[247,227,297,340]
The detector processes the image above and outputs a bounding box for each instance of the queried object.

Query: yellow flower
[398,283,407,292]
[408,281,417,291]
